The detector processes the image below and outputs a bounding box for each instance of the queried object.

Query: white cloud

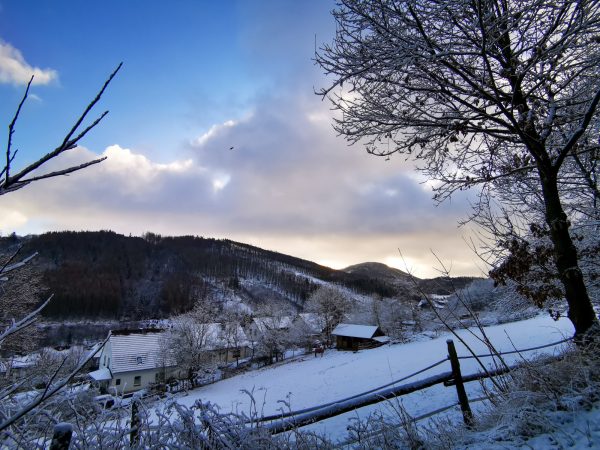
[211,173,231,193]
[28,93,42,102]
[0,209,28,232]
[0,40,58,85]
[191,120,237,147]
[102,144,194,177]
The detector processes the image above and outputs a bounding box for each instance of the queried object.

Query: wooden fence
[257,336,571,434]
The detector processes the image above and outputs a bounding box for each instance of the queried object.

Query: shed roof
[331,324,382,339]
[89,367,112,381]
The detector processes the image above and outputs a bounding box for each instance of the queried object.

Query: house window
[136,356,143,365]
[134,376,141,387]
[115,378,121,386]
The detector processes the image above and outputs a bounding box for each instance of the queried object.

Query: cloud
[0,40,58,85]
[0,89,480,278]
[191,120,237,147]
[0,209,28,232]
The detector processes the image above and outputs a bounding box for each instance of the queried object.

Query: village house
[331,324,389,351]
[0,354,38,383]
[201,322,251,364]
[89,323,253,393]
[89,328,182,394]
[245,315,294,342]
[294,313,326,336]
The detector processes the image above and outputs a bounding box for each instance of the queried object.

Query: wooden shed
[331,324,389,351]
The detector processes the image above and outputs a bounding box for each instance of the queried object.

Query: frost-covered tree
[167,303,218,387]
[317,0,600,338]
[218,309,248,366]
[251,304,294,364]
[304,286,352,346]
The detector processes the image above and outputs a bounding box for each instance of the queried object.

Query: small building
[202,322,251,364]
[294,313,326,336]
[245,316,293,341]
[89,328,182,394]
[331,324,389,351]
[0,354,39,383]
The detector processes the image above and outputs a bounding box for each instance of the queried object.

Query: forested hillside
[1,231,448,320]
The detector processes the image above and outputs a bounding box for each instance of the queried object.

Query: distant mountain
[343,261,478,295]
[344,262,415,279]
[343,262,416,288]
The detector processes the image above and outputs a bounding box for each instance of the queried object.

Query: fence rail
[254,357,449,423]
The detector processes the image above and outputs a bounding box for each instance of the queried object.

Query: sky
[0,0,483,278]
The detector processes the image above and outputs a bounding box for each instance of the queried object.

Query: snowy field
[169,314,574,442]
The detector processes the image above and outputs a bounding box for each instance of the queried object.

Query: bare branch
[4,76,33,184]
[0,63,122,196]
[0,252,38,277]
[0,295,51,344]
[555,85,600,169]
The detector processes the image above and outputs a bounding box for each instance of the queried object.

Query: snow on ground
[456,404,600,449]
[169,314,573,442]
[513,405,600,449]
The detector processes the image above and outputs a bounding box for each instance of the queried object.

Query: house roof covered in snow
[0,354,39,373]
[252,316,293,333]
[200,323,250,350]
[106,329,174,374]
[331,324,383,339]
[297,313,325,333]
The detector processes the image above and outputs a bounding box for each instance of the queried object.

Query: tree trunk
[540,171,598,338]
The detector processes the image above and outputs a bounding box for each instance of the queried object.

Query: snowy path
[171,315,573,441]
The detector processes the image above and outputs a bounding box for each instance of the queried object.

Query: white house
[89,328,181,394]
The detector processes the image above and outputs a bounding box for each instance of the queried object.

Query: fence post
[130,398,140,447]
[50,423,73,450]
[446,339,473,427]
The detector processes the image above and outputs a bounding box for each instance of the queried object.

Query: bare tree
[251,305,293,364]
[317,0,600,338]
[218,309,247,367]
